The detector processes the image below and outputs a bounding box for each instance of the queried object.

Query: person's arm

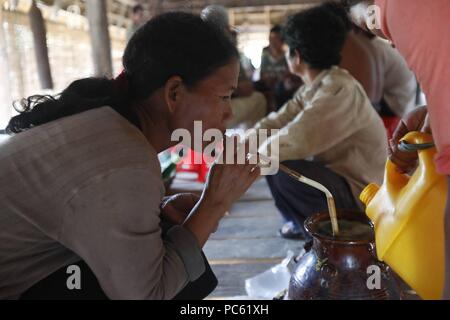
[184,139,261,247]
[258,82,366,162]
[160,193,200,225]
[254,89,304,131]
[60,143,260,299]
[60,167,204,300]
[388,105,430,173]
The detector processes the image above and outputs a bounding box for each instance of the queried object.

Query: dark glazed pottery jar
[288,211,400,300]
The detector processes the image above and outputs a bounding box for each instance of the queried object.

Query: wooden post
[229,9,236,27]
[0,4,12,127]
[85,0,113,78]
[28,0,53,89]
[264,7,271,26]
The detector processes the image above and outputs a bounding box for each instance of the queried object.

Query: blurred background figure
[200,4,230,32]
[260,25,288,90]
[323,2,419,118]
[127,4,146,42]
[355,28,419,118]
[257,25,303,109]
[230,29,255,80]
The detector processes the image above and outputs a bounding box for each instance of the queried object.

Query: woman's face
[169,58,240,147]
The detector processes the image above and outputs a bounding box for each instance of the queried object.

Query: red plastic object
[175,148,210,183]
[382,116,401,140]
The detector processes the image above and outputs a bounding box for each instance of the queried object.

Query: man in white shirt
[324,1,419,117]
[255,6,388,239]
[370,36,419,117]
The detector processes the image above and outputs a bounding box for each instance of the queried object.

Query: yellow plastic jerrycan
[360,131,448,300]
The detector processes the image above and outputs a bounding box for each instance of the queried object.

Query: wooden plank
[204,238,303,260]
[211,215,283,240]
[228,200,278,218]
[238,178,273,201]
[209,258,283,265]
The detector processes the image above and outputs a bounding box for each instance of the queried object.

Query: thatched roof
[37,0,322,28]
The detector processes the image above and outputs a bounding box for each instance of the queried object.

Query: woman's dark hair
[6,12,238,134]
[283,5,347,70]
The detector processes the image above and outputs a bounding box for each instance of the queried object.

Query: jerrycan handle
[398,132,434,152]
[385,131,434,182]
[362,132,435,207]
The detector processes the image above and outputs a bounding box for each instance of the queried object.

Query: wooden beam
[161,0,322,12]
[29,0,54,89]
[232,3,315,13]
[85,0,113,77]
[264,6,271,26]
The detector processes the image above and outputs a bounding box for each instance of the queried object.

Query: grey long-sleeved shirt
[0,107,205,299]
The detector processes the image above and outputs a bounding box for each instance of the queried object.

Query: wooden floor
[170,173,304,299]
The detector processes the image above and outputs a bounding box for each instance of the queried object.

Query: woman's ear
[164,76,184,114]
[287,50,302,75]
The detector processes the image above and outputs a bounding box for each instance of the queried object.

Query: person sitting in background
[260,26,289,90]
[126,4,146,42]
[324,2,418,117]
[259,25,302,109]
[332,6,380,105]
[254,6,388,239]
[359,31,419,117]
[201,5,267,130]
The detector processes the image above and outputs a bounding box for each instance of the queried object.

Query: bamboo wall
[0,10,126,127]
